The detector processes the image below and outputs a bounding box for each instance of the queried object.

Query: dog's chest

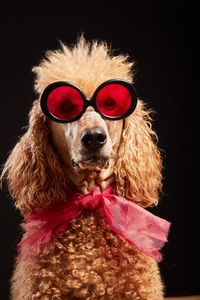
[20,211,160,299]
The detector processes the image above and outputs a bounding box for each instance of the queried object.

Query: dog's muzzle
[72,128,109,169]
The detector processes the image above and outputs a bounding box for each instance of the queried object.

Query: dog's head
[1,38,162,214]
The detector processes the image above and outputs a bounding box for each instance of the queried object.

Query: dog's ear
[1,101,68,215]
[114,101,162,207]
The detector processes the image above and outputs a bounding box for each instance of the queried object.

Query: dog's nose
[81,128,107,150]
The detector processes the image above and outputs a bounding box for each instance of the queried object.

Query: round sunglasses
[40,79,138,123]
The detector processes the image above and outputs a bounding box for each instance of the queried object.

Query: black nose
[81,128,107,150]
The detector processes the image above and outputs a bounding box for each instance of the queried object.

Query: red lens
[96,83,132,118]
[46,86,84,120]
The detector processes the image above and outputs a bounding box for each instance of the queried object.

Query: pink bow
[18,187,170,261]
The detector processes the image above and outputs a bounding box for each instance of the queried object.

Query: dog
[1,38,170,299]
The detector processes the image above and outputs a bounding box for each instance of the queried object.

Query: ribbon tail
[18,201,83,256]
[17,224,54,259]
[102,194,171,261]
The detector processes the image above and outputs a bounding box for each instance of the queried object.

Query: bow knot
[78,190,103,211]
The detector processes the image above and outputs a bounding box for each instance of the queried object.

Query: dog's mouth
[72,156,109,170]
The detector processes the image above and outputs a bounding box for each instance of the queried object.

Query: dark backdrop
[0,2,198,299]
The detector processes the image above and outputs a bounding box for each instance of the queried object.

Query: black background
[0,2,198,299]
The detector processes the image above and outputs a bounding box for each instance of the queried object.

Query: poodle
[1,38,170,299]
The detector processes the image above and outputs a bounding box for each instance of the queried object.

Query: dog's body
[2,39,165,299]
[12,215,163,299]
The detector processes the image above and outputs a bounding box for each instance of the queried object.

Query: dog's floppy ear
[114,100,162,207]
[1,101,68,215]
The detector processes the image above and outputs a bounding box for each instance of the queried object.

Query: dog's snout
[81,128,107,150]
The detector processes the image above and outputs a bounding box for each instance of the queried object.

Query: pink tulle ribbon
[18,187,170,261]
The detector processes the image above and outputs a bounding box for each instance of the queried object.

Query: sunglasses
[40,79,138,123]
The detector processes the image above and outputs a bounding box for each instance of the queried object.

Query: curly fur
[1,37,164,299]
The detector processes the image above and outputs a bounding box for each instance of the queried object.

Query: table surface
[165,297,200,300]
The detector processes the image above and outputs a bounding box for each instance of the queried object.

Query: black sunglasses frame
[40,79,138,123]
